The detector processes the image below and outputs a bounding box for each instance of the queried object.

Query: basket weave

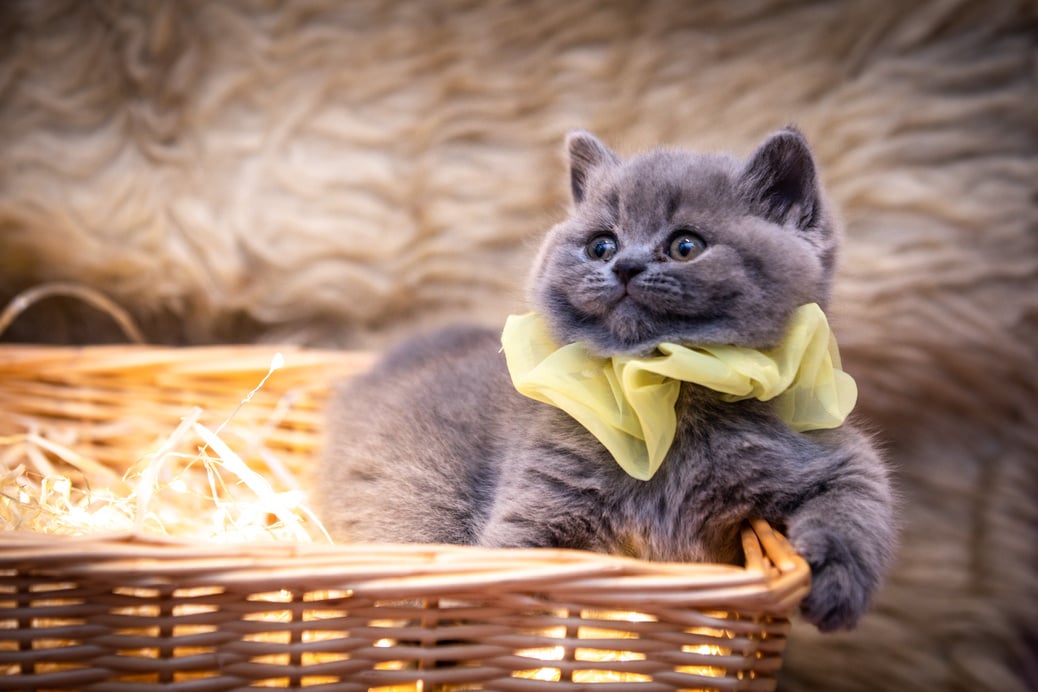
[0,344,810,690]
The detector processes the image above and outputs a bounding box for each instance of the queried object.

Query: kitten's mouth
[611,280,640,302]
[611,282,654,311]
[607,293,642,320]
[604,295,656,348]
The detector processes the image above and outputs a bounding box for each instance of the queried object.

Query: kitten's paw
[792,528,875,632]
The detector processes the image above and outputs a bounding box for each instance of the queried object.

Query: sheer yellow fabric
[501,303,857,480]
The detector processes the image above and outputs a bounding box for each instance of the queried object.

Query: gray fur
[315,129,896,632]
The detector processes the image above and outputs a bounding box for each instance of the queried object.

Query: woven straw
[0,343,810,690]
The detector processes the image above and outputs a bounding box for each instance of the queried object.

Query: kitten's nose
[613,258,646,285]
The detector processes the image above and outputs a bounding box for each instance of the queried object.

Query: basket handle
[742,518,812,612]
[0,282,145,344]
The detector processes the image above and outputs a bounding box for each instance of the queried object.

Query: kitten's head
[528,128,839,356]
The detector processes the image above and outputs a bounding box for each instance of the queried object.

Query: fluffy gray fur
[315,129,896,632]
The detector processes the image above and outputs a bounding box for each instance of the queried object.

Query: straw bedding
[1,1,1036,690]
[0,337,372,542]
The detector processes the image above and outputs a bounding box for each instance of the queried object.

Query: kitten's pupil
[587,234,618,261]
[667,233,707,261]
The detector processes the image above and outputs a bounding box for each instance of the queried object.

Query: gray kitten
[315,128,895,632]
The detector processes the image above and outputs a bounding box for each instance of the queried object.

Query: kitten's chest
[610,395,783,563]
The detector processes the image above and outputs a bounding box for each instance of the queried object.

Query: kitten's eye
[666,232,707,261]
[586,234,618,261]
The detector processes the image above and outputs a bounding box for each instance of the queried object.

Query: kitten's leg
[476,443,614,551]
[784,431,896,632]
[479,492,606,550]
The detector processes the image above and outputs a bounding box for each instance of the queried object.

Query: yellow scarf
[501,303,857,481]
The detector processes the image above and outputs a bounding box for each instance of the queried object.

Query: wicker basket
[0,344,810,691]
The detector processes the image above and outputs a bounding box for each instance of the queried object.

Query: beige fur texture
[1,1,1035,689]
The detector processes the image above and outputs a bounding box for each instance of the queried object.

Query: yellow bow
[501,303,857,481]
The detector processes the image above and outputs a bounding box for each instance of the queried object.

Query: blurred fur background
[1,1,1035,689]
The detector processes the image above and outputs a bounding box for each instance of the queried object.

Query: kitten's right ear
[566,130,619,204]
[740,127,820,230]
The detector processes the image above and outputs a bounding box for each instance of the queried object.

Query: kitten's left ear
[566,130,620,205]
[740,127,820,230]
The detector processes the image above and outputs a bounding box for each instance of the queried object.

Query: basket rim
[0,520,810,613]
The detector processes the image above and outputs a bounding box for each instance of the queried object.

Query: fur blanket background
[1,1,1035,689]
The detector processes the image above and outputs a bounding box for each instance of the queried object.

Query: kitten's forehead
[601,151,740,233]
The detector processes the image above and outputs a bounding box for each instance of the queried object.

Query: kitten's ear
[740,127,820,229]
[566,130,619,204]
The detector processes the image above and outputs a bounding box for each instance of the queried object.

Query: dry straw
[0,285,810,690]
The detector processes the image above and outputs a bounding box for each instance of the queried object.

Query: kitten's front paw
[792,528,876,632]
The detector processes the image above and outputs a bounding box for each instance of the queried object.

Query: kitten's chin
[582,309,663,358]
[603,306,658,353]
[540,313,655,359]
